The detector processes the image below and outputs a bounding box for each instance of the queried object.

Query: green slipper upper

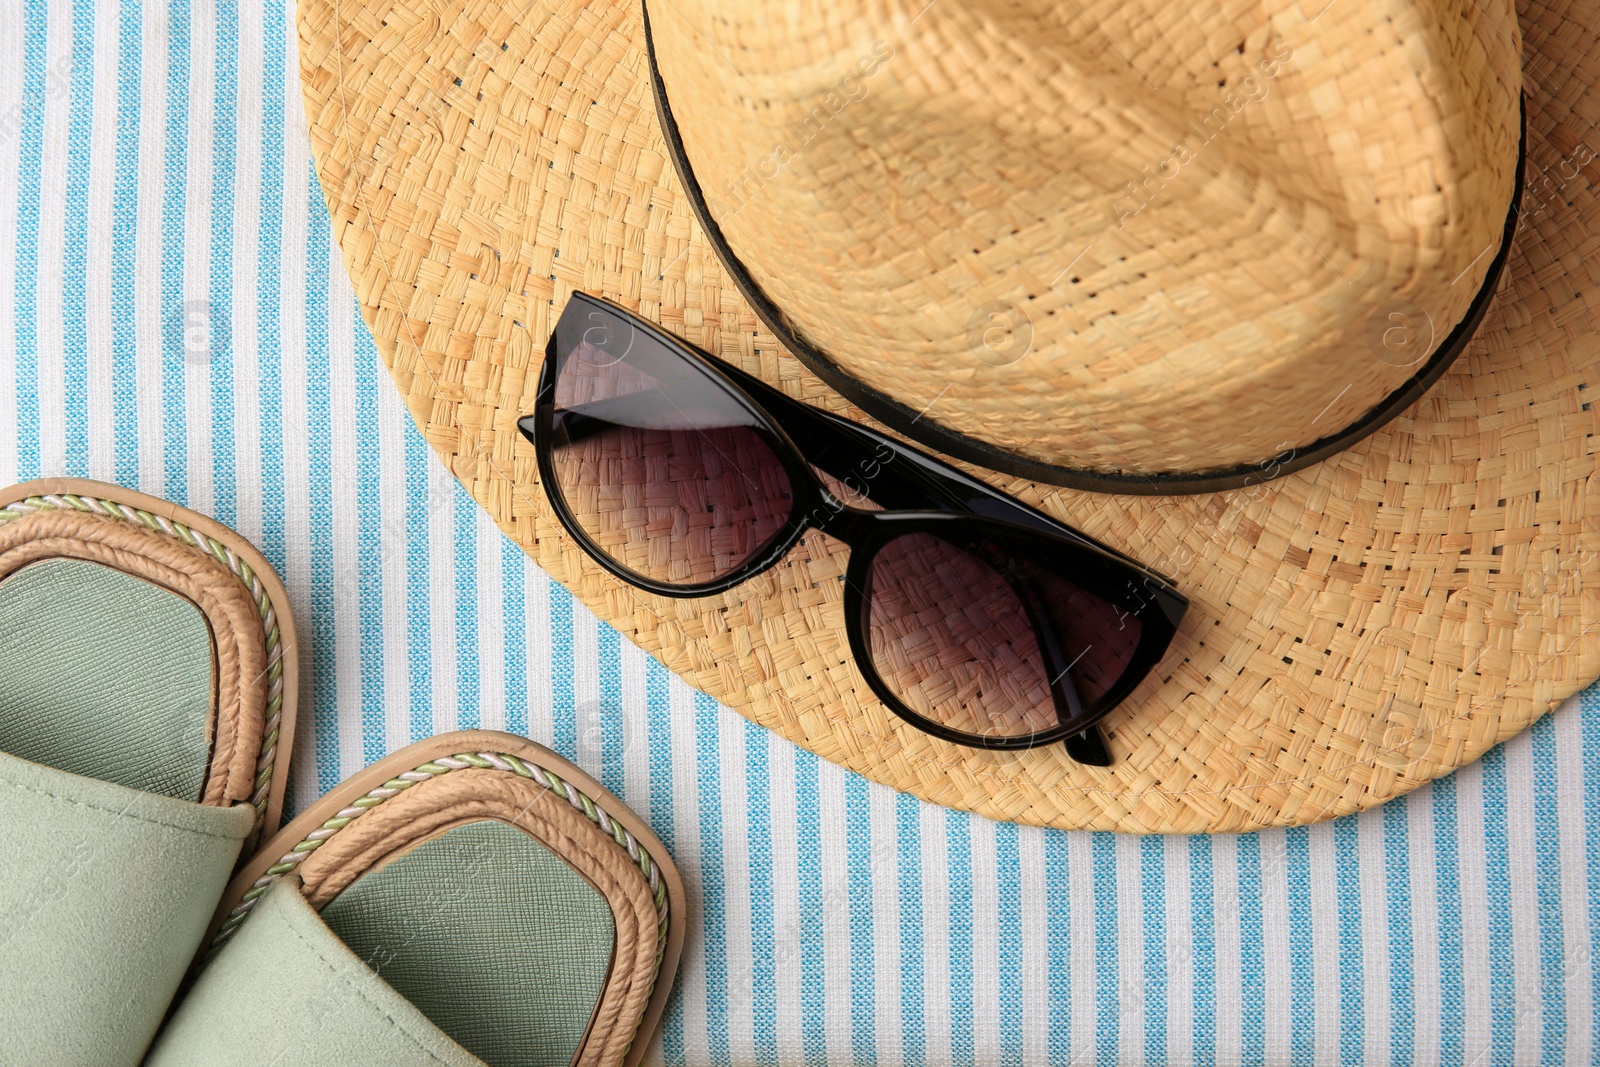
[0,558,252,1067]
[0,750,253,1066]
[147,877,491,1067]
[321,819,617,1066]
[149,820,620,1067]
[0,558,215,799]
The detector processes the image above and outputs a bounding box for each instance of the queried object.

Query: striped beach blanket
[1,0,1595,1062]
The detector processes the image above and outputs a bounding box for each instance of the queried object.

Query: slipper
[0,479,298,1067]
[147,730,687,1067]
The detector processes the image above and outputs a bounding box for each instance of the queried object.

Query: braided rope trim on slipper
[0,492,288,844]
[211,751,673,963]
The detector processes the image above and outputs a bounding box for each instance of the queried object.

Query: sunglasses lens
[865,530,1141,740]
[546,307,795,587]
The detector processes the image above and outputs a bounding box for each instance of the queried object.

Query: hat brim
[297,0,1600,832]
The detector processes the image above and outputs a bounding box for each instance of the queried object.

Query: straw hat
[297,0,1600,832]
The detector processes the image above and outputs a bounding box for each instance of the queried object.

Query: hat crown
[649,0,1523,481]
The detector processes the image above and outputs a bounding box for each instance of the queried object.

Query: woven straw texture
[648,0,1522,476]
[297,0,1600,833]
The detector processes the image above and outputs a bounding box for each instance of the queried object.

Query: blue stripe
[845,775,877,1064]
[301,166,336,792]
[994,822,1022,1065]
[747,721,779,1067]
[1383,801,1415,1066]
[12,0,48,480]
[947,814,974,1066]
[403,429,432,743]
[1190,835,1216,1067]
[1585,689,1600,1064]
[693,691,731,1066]
[1093,833,1120,1067]
[642,655,677,841]
[896,790,926,1067]
[1481,747,1515,1065]
[1434,775,1465,1067]
[597,625,624,794]
[111,0,142,485]
[548,586,575,756]
[1530,716,1567,1066]
[60,0,94,477]
[1237,835,1266,1066]
[644,656,682,1063]
[353,326,385,764]
[251,0,286,585]
[1284,827,1315,1066]
[207,0,237,519]
[501,544,528,737]
[159,0,190,500]
[1043,830,1071,1062]
[453,490,479,731]
[1333,816,1365,1065]
[794,751,827,1066]
[1140,835,1168,1065]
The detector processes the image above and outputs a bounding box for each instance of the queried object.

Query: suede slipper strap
[146,878,489,1067]
[0,750,253,1067]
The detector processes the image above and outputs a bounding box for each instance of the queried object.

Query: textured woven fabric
[0,557,213,799]
[320,819,616,1067]
[0,750,252,1066]
[4,0,1600,1062]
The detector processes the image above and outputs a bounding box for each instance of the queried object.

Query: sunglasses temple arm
[1062,725,1113,766]
[1012,575,1113,767]
[547,411,622,446]
[544,400,712,446]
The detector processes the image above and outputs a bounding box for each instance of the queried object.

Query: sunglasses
[518,293,1188,766]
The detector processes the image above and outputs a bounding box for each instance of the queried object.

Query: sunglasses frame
[521,292,1188,762]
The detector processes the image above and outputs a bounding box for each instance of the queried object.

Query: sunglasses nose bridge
[808,500,879,545]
